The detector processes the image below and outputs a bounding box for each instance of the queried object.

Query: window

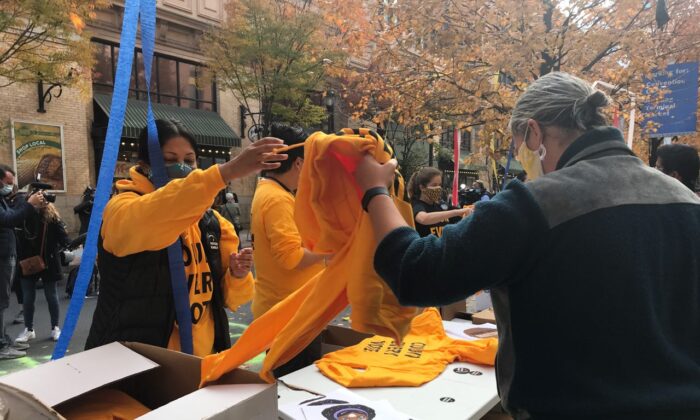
[92,39,217,112]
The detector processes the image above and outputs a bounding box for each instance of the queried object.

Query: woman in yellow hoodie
[85,119,286,357]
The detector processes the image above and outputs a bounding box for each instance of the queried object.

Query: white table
[277,319,500,420]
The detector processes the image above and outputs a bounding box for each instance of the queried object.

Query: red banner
[452,128,460,207]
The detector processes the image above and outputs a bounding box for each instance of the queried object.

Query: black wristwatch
[362,187,390,212]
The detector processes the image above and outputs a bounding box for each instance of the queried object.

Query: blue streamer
[52,0,141,359]
[53,0,193,358]
[140,0,193,354]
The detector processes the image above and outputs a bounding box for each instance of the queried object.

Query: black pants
[272,334,323,379]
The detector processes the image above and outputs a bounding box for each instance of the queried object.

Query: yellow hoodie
[201,129,419,386]
[101,165,254,357]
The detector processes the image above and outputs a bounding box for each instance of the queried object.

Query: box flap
[0,342,158,407]
[137,384,274,419]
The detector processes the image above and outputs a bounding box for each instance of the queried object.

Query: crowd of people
[1,71,699,418]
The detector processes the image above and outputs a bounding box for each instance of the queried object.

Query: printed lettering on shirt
[430,226,444,237]
[363,341,385,353]
[191,299,212,323]
[405,342,425,359]
[384,340,404,357]
[182,241,214,325]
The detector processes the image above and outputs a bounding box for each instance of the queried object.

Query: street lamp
[325,89,336,133]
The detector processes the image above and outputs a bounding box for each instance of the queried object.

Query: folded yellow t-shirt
[58,388,151,420]
[317,308,498,388]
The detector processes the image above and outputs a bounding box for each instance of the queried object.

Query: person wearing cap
[355,72,700,418]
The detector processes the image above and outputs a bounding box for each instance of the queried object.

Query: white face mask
[515,125,546,181]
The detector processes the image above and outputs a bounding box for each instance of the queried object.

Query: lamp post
[37,70,73,113]
[325,89,336,133]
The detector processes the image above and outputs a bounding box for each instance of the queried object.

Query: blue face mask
[165,163,193,180]
[147,163,194,183]
[0,184,13,196]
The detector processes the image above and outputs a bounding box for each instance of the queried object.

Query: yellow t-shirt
[201,129,420,386]
[316,308,498,387]
[250,178,322,319]
[101,165,254,357]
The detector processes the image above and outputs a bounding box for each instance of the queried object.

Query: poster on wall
[11,121,66,191]
[114,160,137,179]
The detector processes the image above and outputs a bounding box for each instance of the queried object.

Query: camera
[29,181,56,203]
[458,188,481,206]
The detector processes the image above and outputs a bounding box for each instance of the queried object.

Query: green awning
[499,157,524,173]
[94,93,241,148]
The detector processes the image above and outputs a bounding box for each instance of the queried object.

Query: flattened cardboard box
[0,342,277,419]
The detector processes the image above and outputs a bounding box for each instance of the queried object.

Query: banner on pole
[452,129,460,207]
[643,62,699,137]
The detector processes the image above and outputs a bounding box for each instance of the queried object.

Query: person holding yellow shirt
[250,123,327,376]
[85,119,286,357]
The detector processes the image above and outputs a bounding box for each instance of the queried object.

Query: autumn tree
[0,0,102,88]
[203,0,350,134]
[333,0,700,167]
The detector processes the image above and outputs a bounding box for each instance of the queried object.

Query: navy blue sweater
[375,128,700,419]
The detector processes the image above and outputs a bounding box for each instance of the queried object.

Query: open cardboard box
[440,299,468,321]
[320,325,372,355]
[0,342,277,419]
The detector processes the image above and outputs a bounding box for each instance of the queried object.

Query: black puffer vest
[85,210,231,353]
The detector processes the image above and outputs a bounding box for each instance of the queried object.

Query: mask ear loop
[538,144,547,161]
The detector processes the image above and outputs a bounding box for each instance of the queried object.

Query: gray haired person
[354,72,700,419]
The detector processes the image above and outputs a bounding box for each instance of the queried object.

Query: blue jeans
[0,256,16,348]
[21,276,59,330]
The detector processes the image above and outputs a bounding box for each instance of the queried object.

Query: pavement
[0,229,351,376]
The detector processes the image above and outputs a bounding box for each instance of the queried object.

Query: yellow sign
[12,121,66,191]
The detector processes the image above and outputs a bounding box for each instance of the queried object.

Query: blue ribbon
[140,0,194,354]
[53,0,193,359]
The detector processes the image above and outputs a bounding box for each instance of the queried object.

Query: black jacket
[85,210,230,353]
[0,196,34,257]
[15,210,69,281]
[376,128,700,419]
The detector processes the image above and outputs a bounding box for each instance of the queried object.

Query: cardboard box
[466,290,493,314]
[472,308,496,325]
[440,299,468,321]
[321,325,372,355]
[0,342,277,419]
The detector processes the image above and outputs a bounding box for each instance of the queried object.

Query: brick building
[0,0,258,234]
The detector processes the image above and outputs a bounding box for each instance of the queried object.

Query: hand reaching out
[229,247,253,278]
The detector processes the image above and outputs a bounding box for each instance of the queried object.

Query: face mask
[0,184,13,196]
[515,126,546,181]
[422,186,442,203]
[165,163,193,180]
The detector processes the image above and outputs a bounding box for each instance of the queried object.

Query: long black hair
[137,119,198,164]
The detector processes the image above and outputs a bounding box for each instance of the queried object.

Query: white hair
[509,72,610,135]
